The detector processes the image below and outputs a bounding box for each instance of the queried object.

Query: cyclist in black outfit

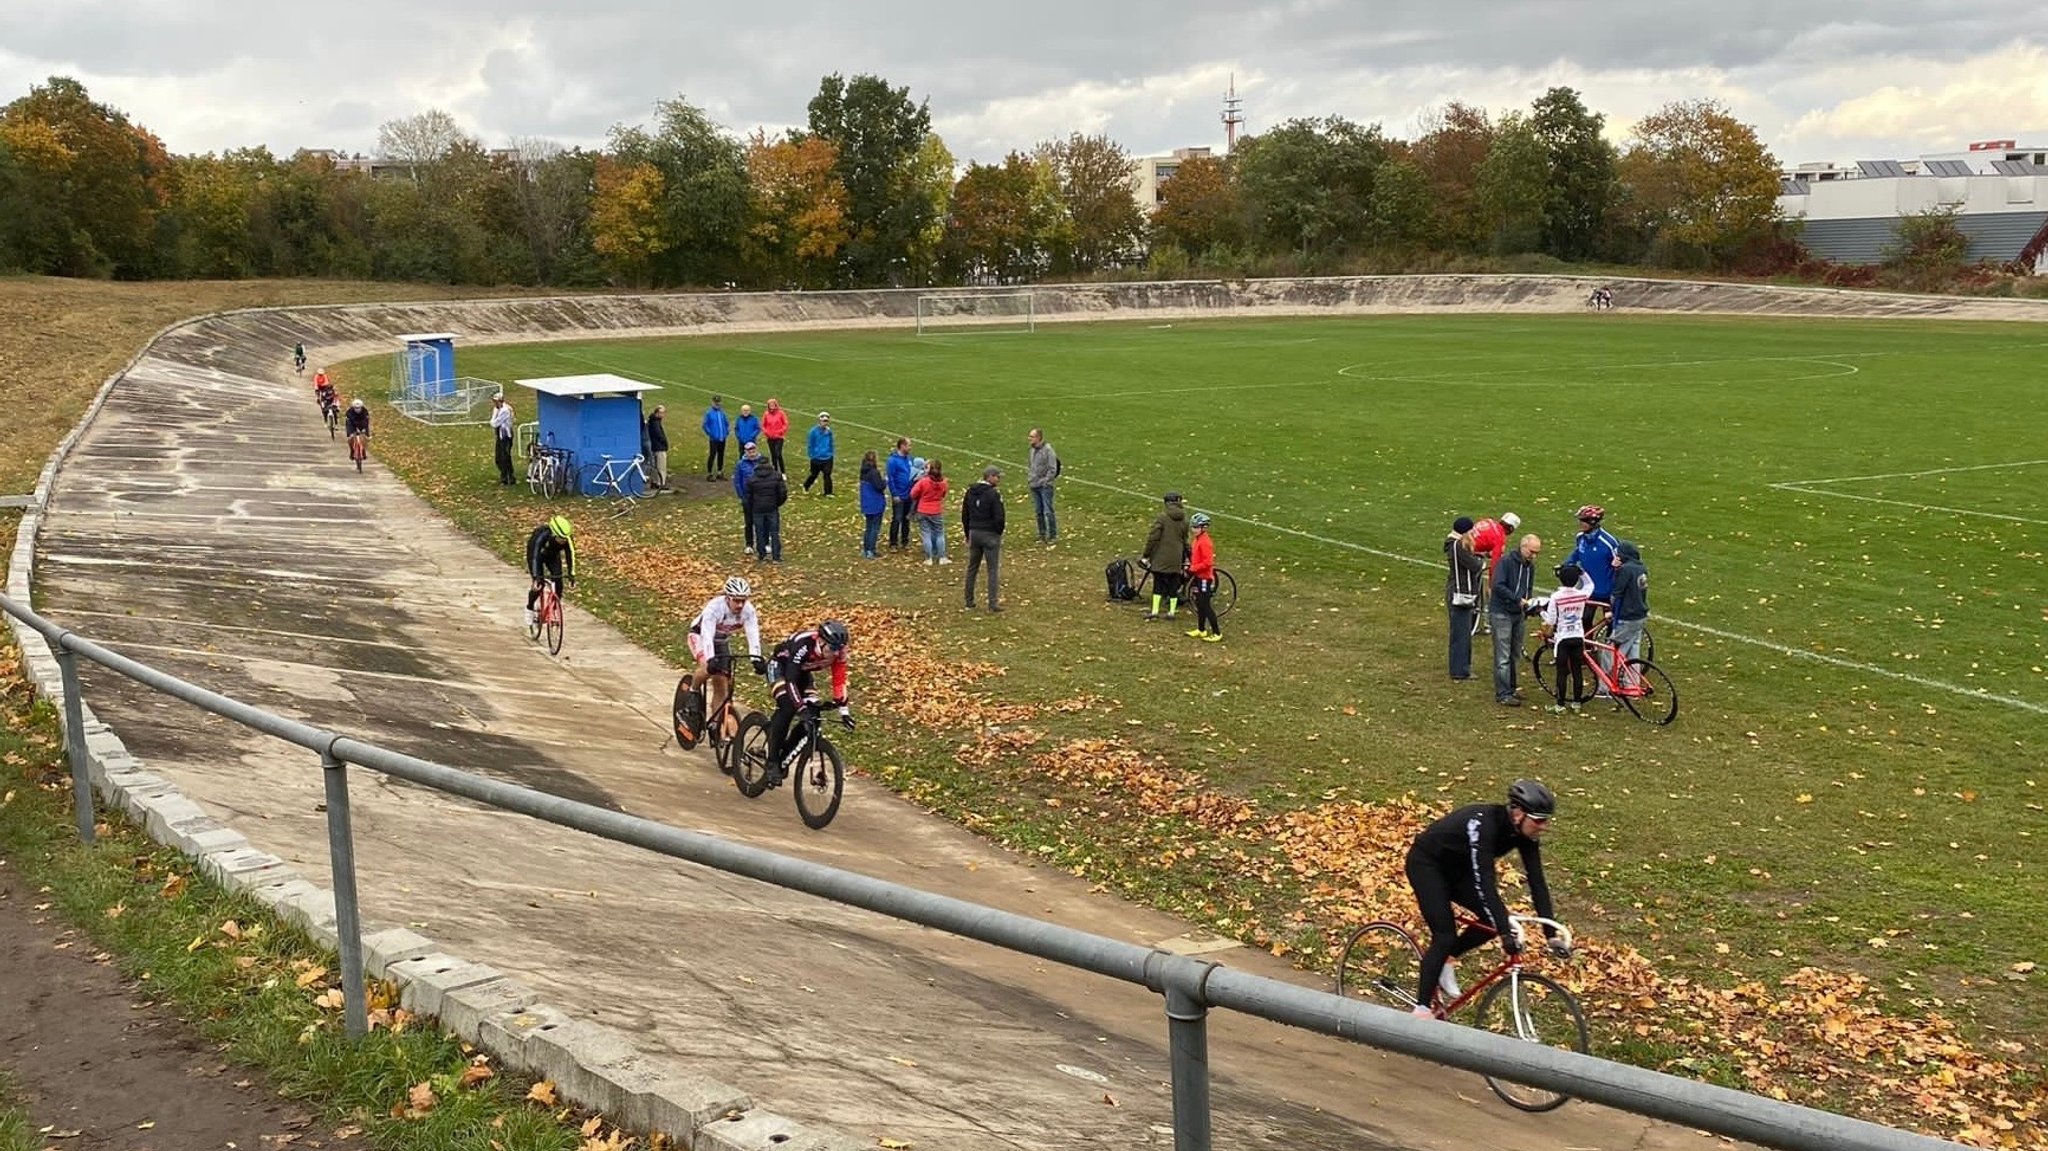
[342,399,370,438]
[763,620,856,784]
[1405,779,1567,1017]
[524,515,576,629]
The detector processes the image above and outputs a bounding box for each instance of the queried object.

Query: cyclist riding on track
[682,576,768,744]
[1404,780,1568,1018]
[315,371,337,409]
[293,342,307,373]
[342,397,370,439]
[763,619,855,785]
[524,515,576,629]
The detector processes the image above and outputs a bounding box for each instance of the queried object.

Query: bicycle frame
[1430,914,1574,1020]
[1567,638,1649,699]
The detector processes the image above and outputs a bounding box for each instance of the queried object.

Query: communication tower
[1222,74,1245,151]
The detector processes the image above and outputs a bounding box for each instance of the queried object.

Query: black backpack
[1105,558,1139,601]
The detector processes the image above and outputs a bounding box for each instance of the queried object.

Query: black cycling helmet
[818,619,850,651]
[1507,779,1556,818]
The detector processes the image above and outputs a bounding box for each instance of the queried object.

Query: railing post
[52,642,96,845]
[1163,968,1214,1151]
[320,749,369,1038]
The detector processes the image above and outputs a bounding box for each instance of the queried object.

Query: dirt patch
[0,861,363,1151]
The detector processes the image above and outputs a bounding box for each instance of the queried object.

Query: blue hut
[514,374,663,497]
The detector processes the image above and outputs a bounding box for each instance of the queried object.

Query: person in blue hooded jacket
[732,441,760,552]
[858,449,888,558]
[702,396,732,481]
[885,437,915,550]
[732,403,761,462]
[802,411,836,495]
[1565,504,1620,619]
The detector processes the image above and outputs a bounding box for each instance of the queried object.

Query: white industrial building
[1778,140,2048,270]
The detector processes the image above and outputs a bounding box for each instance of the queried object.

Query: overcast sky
[3,1,2043,166]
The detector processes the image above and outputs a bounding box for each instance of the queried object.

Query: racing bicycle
[1336,913,1587,1112]
[1118,556,1237,617]
[1530,632,1678,725]
[733,693,845,830]
[528,579,565,656]
[672,657,764,777]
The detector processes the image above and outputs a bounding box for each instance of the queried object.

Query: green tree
[1618,98,1781,267]
[806,72,936,284]
[168,149,265,277]
[1474,112,1549,254]
[1234,116,1387,256]
[611,96,749,285]
[1410,102,1494,253]
[1885,205,1973,285]
[1034,133,1145,274]
[507,140,600,286]
[894,133,955,286]
[1366,156,1434,253]
[0,76,175,276]
[1529,86,1617,260]
[1150,152,1244,256]
[943,152,1061,283]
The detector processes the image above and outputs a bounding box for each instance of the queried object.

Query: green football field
[406,312,2048,1047]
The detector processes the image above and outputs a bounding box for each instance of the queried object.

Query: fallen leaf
[2014,962,2038,974]
[137,1121,155,1130]
[219,919,242,940]
[878,1141,914,1150]
[1102,1092,1119,1107]
[581,1116,603,1138]
[405,1081,436,1117]
[333,1125,363,1139]
[160,873,187,899]
[295,966,328,988]
[459,1063,494,1089]
[527,1081,559,1106]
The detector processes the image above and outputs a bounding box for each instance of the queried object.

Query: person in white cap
[490,392,516,485]
[1468,511,1521,628]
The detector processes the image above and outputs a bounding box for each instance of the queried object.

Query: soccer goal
[915,292,1037,335]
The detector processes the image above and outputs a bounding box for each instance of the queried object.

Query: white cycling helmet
[722,576,752,598]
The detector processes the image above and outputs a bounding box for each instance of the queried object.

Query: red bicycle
[348,431,368,473]
[528,580,565,655]
[1336,913,1587,1112]
[1531,632,1678,724]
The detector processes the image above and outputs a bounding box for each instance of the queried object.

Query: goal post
[915,292,1037,335]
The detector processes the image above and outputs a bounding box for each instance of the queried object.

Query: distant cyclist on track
[524,515,576,631]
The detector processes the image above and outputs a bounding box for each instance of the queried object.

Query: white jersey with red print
[771,628,849,705]
[1540,583,1592,647]
[688,596,761,662]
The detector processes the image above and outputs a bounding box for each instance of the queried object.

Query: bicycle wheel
[732,713,773,798]
[1334,922,1425,1011]
[526,601,542,641]
[1619,658,1678,726]
[1474,971,1589,1113]
[543,599,564,656]
[1212,568,1238,618]
[672,678,704,751]
[1529,645,1563,704]
[793,737,845,830]
[715,707,755,777]
[1639,628,1656,663]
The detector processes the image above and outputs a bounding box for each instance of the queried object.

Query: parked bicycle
[528,579,565,656]
[580,453,650,509]
[1336,912,1587,1112]
[1117,555,1237,617]
[732,692,844,830]
[1530,631,1677,724]
[527,442,573,498]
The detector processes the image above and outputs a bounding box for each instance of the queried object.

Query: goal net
[915,292,1037,335]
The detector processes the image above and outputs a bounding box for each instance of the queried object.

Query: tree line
[0,73,1790,289]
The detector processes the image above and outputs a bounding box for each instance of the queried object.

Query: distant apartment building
[1778,140,2048,271]
[1130,147,1216,213]
[302,148,526,180]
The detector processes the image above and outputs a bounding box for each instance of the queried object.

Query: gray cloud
[1,0,2040,164]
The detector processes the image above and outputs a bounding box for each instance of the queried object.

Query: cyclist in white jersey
[687,577,766,744]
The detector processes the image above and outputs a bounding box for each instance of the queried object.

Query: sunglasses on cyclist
[1522,812,1552,824]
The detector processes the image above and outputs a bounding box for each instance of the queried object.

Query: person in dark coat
[961,466,1006,612]
[858,450,888,558]
[1141,492,1190,621]
[745,458,789,562]
[1446,516,1485,681]
[732,441,760,552]
[644,404,670,491]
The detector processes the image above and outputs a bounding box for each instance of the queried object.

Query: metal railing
[0,591,1961,1151]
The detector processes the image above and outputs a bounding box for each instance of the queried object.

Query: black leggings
[1407,855,1496,1010]
[1555,636,1585,703]
[1193,577,1219,634]
[803,458,834,494]
[706,438,726,476]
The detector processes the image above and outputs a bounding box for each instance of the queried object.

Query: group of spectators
[1444,506,1650,710]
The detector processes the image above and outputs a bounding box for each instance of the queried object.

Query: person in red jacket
[1184,513,1221,642]
[1467,511,1520,626]
[760,398,790,474]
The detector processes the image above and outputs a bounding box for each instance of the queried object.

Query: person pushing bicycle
[524,515,576,631]
[681,576,767,745]
[1404,780,1567,1019]
[763,620,855,786]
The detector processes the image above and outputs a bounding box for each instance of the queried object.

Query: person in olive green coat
[1142,491,1191,621]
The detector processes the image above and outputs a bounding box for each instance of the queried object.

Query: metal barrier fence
[0,591,1960,1151]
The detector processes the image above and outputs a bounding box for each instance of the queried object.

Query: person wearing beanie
[1445,515,1485,681]
[1142,492,1191,621]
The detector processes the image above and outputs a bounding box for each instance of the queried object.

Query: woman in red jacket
[1185,513,1220,641]
[761,398,790,474]
[908,459,949,566]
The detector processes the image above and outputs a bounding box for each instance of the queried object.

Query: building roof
[394,332,458,344]
[513,374,661,397]
[1798,210,2048,266]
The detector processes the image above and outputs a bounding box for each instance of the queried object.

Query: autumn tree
[0,77,175,276]
[1149,152,1245,257]
[589,156,668,284]
[894,133,955,285]
[1410,102,1494,253]
[943,152,1062,283]
[806,72,936,284]
[609,96,750,285]
[745,131,850,288]
[1474,113,1549,254]
[168,149,269,277]
[1034,133,1145,274]
[1233,116,1387,257]
[1619,98,1782,267]
[1529,86,1617,260]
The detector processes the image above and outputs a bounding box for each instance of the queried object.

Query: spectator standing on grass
[1445,516,1484,680]
[1142,492,1191,622]
[1540,563,1592,713]
[1489,533,1542,706]
[886,438,916,551]
[702,396,730,481]
[645,404,670,491]
[489,392,516,485]
[962,466,1006,612]
[733,442,760,553]
[910,459,949,565]
[734,404,761,463]
[1567,505,1619,619]
[1609,541,1650,663]
[746,457,789,563]
[803,411,836,494]
[859,450,887,558]
[1185,513,1221,641]
[762,398,790,474]
[1026,427,1060,544]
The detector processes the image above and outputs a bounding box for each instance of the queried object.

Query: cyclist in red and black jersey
[1405,780,1567,1017]
[764,619,855,782]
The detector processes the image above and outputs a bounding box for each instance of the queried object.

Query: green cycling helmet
[548,515,573,540]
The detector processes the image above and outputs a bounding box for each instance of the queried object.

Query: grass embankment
[350,315,2047,1146]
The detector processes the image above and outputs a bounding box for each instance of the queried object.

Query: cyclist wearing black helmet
[1404,780,1566,1018]
[764,619,856,782]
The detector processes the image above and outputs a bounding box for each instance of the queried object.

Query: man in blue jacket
[885,437,915,550]
[802,411,836,495]
[732,441,760,553]
[733,403,762,460]
[1566,504,1619,614]
[702,396,731,481]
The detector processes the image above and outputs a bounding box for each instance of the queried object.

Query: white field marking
[733,345,829,363]
[53,608,418,649]
[560,353,2048,716]
[100,641,574,700]
[1772,457,2048,486]
[1337,349,1883,383]
[1769,485,2048,526]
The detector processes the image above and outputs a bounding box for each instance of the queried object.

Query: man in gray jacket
[1609,540,1650,663]
[1026,428,1060,544]
[1489,533,1542,706]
